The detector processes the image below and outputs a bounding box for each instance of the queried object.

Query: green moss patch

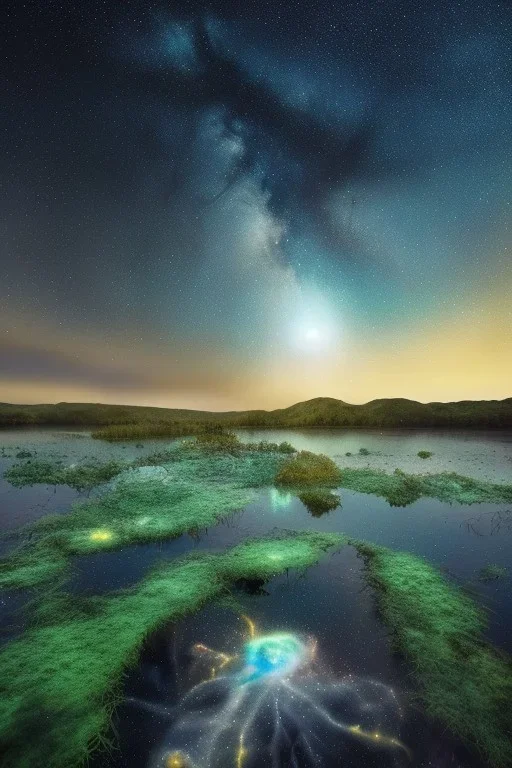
[351,540,512,767]
[4,459,126,491]
[417,450,433,459]
[275,450,342,487]
[339,467,512,506]
[0,531,343,768]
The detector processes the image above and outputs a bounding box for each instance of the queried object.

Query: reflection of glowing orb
[89,529,112,542]
[244,633,305,682]
[269,488,292,510]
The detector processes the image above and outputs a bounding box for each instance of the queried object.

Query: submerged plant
[417,450,433,459]
[478,564,508,582]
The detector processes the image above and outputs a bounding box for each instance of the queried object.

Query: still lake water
[1,428,511,768]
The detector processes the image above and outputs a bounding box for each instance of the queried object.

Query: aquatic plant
[417,450,433,459]
[275,450,342,487]
[0,544,69,591]
[184,433,295,455]
[478,564,508,582]
[351,540,512,767]
[358,447,370,456]
[298,488,341,516]
[0,532,343,768]
[339,467,512,506]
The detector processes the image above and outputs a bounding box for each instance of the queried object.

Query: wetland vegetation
[1,428,511,767]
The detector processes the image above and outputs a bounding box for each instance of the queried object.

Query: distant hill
[1,396,512,429]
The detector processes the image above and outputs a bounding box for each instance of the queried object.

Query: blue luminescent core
[243,633,306,683]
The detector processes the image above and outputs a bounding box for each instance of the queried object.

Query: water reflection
[269,488,293,510]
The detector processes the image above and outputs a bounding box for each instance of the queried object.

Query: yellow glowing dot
[89,529,112,542]
[165,752,187,768]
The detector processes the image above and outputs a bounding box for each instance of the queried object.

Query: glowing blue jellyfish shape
[243,633,306,682]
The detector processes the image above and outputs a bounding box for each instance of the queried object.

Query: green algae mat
[350,539,512,768]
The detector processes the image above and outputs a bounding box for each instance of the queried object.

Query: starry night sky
[2,0,511,410]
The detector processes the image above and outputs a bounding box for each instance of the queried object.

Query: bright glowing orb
[89,529,113,542]
[243,633,305,682]
[293,321,334,353]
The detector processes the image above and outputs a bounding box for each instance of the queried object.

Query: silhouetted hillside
[1,396,512,429]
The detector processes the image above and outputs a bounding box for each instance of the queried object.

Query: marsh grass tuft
[91,421,201,441]
[275,451,342,487]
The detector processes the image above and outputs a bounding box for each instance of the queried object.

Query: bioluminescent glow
[89,529,113,542]
[242,633,307,683]
[131,616,410,768]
